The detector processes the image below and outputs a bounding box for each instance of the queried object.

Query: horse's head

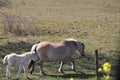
[64,38,85,57]
[76,42,85,57]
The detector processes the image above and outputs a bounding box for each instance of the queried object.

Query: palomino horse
[28,38,85,75]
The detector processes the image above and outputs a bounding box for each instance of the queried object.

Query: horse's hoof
[72,68,76,71]
[58,69,64,74]
[16,78,19,80]
[3,75,6,77]
[27,77,31,80]
[7,76,12,79]
[42,73,47,75]
[7,77,10,79]
[41,72,47,76]
[30,67,34,75]
[30,71,33,75]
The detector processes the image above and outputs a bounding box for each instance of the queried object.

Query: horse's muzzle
[78,53,85,58]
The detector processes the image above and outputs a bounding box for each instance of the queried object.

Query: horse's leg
[58,60,64,73]
[39,62,46,75]
[30,61,35,74]
[70,60,76,71]
[28,60,35,75]
[16,64,23,79]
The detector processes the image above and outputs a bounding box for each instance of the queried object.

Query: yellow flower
[70,78,74,80]
[103,62,111,68]
[103,66,111,73]
[104,75,110,80]
[98,68,103,72]
[103,62,111,73]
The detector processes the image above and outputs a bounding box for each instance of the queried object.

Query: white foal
[3,51,38,79]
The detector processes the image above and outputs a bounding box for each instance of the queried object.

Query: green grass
[0,0,120,80]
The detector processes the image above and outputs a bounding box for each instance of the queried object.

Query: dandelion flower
[104,75,110,80]
[98,68,103,72]
[103,62,111,73]
[70,78,74,80]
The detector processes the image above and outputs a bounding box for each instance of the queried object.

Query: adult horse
[28,38,85,75]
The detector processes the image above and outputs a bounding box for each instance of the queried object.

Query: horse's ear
[37,41,40,43]
[65,41,77,46]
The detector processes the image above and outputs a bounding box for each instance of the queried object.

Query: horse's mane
[64,38,83,47]
[64,38,77,42]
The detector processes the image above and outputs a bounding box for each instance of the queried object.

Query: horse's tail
[31,44,38,53]
[28,42,40,74]
[3,55,8,65]
[31,41,40,53]
[28,60,35,74]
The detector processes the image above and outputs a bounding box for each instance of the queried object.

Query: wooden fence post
[95,50,99,80]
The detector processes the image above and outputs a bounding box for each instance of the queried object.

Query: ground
[0,0,120,80]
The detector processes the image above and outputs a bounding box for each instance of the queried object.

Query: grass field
[0,0,120,80]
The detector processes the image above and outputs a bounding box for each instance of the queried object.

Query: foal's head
[64,38,85,56]
[26,51,38,61]
[27,52,38,74]
[31,51,38,61]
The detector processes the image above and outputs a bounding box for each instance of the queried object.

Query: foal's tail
[3,55,8,65]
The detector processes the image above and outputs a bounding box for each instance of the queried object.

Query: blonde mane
[65,38,78,42]
[64,38,80,46]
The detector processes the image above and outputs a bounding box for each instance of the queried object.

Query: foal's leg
[6,65,9,78]
[58,60,64,73]
[16,64,23,79]
[39,62,46,75]
[23,65,29,79]
[6,64,11,78]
